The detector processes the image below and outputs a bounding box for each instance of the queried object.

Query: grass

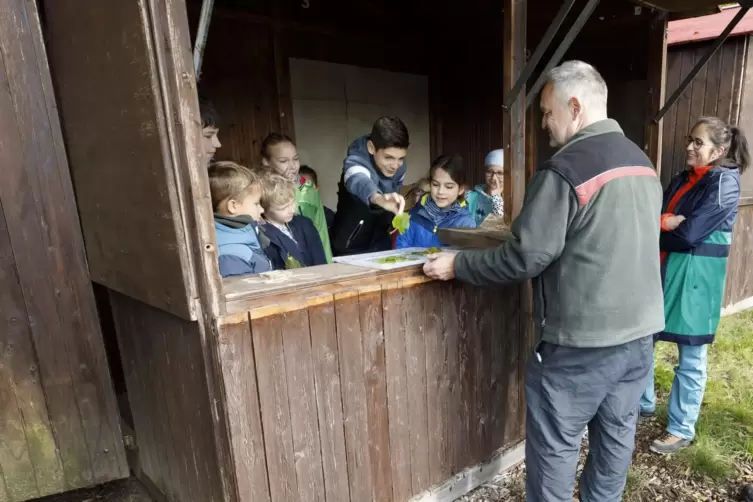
[651,309,753,480]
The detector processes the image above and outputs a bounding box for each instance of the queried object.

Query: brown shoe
[650,433,691,455]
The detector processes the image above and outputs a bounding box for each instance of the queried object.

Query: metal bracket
[193,0,215,82]
[502,0,578,111]
[653,4,751,123]
[525,0,601,109]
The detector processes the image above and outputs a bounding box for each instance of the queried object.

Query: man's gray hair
[545,60,608,115]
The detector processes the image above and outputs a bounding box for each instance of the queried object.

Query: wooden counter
[215,263,531,502]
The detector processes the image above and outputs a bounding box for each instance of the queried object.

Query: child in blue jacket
[209,162,272,277]
[396,154,476,249]
[260,171,327,270]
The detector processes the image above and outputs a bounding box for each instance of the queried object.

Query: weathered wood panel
[735,35,753,199]
[335,292,375,501]
[109,293,225,502]
[663,36,753,308]
[253,315,299,502]
[42,0,198,319]
[0,199,63,501]
[218,318,271,502]
[0,0,127,499]
[218,280,528,502]
[725,204,753,307]
[382,286,413,500]
[359,290,394,502]
[281,310,326,502]
[308,303,350,502]
[429,38,504,187]
[662,37,748,186]
[645,13,667,172]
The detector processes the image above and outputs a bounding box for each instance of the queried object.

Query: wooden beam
[503,0,527,222]
[668,7,753,46]
[646,13,668,174]
[409,442,525,502]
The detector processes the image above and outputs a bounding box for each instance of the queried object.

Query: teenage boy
[200,96,222,167]
[332,116,410,255]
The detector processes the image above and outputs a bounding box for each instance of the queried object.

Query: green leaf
[285,255,303,269]
[392,212,411,235]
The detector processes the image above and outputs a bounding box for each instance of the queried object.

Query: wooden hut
[0,0,735,501]
[663,6,753,314]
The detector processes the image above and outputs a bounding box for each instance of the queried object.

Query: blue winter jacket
[396,195,476,249]
[262,215,327,270]
[214,215,272,278]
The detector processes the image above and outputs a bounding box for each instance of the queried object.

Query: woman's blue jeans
[640,343,708,441]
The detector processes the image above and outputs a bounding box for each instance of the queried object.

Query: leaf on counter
[285,255,303,269]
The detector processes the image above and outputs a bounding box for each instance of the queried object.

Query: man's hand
[371,192,405,215]
[423,252,456,281]
[664,215,686,231]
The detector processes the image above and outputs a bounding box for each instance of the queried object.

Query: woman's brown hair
[695,116,750,173]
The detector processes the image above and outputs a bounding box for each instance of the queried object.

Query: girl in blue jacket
[396,154,476,249]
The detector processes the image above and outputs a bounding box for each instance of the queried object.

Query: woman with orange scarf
[640,117,749,454]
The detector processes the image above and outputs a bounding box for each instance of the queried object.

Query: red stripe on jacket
[574,166,658,207]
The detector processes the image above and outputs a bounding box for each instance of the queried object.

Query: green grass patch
[652,310,753,480]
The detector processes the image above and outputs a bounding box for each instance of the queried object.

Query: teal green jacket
[657,165,741,345]
[465,185,498,226]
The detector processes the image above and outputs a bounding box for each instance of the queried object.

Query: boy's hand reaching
[423,252,456,281]
[371,192,405,214]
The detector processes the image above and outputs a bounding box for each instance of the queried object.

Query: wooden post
[272,0,296,139]
[646,12,668,175]
[504,0,527,222]
[503,0,531,441]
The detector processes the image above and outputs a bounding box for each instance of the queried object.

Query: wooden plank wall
[663,36,753,308]
[724,204,753,307]
[430,38,505,191]
[218,280,527,502]
[661,37,748,187]
[195,7,428,170]
[531,18,652,168]
[194,4,503,185]
[0,0,128,500]
[108,292,225,502]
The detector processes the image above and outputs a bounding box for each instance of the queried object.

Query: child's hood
[473,184,494,199]
[214,216,263,250]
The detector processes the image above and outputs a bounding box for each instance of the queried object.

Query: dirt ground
[456,417,753,502]
[32,479,152,502]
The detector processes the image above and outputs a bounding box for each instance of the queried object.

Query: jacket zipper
[345,220,364,249]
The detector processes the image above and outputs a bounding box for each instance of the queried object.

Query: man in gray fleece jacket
[424,61,665,502]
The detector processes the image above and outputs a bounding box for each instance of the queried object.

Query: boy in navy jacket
[260,171,327,269]
[209,162,272,277]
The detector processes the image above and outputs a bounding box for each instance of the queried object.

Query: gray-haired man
[424,61,665,501]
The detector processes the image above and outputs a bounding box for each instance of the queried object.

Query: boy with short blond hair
[260,171,327,270]
[209,161,272,277]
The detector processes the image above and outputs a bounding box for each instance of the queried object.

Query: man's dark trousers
[524,335,653,502]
